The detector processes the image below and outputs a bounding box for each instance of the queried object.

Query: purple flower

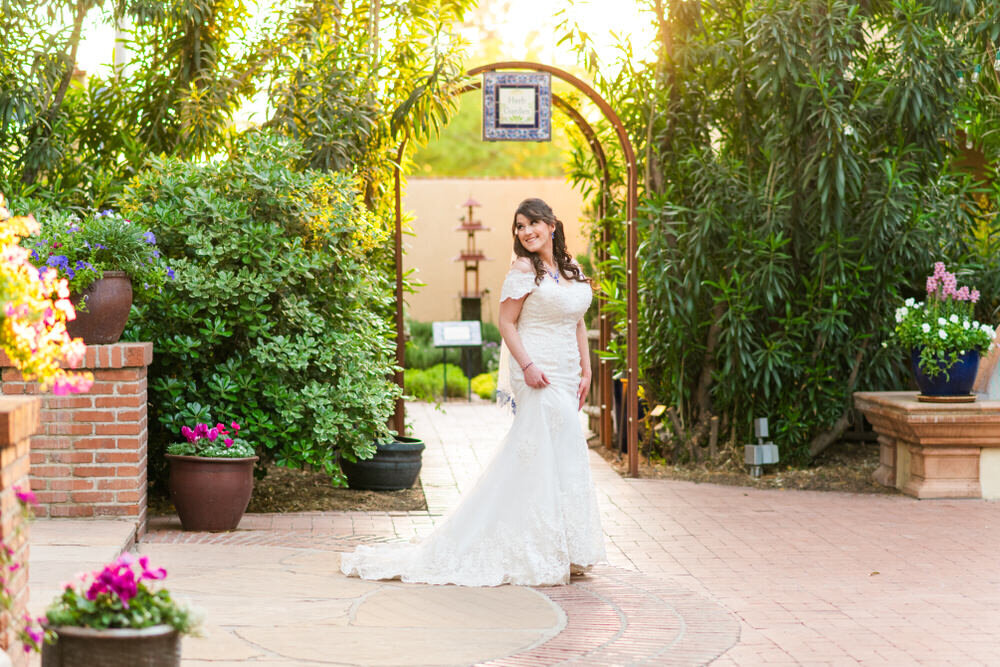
[181,425,196,442]
[143,231,156,244]
[152,249,160,258]
[68,224,80,233]
[46,255,69,270]
[207,428,219,441]
[167,267,175,280]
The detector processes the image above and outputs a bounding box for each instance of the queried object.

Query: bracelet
[521,361,534,372]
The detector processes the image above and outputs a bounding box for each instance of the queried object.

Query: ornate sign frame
[482,71,552,142]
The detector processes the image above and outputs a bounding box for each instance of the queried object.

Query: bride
[340,198,606,586]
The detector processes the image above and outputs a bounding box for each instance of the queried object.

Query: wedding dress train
[339,267,605,586]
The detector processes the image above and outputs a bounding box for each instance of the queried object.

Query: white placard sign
[498,87,537,125]
[432,321,483,348]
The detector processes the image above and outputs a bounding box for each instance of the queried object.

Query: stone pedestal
[854,391,1000,499]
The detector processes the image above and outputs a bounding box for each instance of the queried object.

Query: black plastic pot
[342,436,425,490]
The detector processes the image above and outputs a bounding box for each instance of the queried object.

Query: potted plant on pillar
[24,210,174,344]
[892,262,995,401]
[39,553,198,666]
[165,419,258,531]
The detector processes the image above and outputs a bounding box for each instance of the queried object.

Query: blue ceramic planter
[910,347,980,396]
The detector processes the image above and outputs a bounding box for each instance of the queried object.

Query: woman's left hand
[577,372,591,410]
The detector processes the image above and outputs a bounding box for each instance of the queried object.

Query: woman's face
[514,213,554,255]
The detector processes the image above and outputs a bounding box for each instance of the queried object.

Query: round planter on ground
[65,271,133,344]
[165,454,258,531]
[42,624,180,667]
[342,436,425,491]
[910,347,980,400]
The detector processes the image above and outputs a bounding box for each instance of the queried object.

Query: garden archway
[393,61,641,476]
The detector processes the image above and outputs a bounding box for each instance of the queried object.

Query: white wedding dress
[339,267,606,586]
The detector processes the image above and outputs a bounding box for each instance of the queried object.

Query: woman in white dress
[340,198,606,586]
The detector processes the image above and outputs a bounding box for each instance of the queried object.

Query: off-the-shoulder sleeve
[500,269,538,302]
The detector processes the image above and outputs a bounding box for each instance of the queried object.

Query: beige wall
[402,178,588,325]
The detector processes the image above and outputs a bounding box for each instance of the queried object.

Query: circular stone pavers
[143,517,739,666]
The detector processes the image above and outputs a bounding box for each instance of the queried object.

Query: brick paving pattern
[143,400,1000,665]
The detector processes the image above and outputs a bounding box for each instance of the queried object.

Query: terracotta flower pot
[65,271,133,344]
[165,454,258,531]
[42,624,180,667]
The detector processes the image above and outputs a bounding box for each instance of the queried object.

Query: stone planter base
[855,391,1000,499]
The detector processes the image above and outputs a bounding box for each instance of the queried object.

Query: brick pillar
[1,343,152,537]
[0,396,40,666]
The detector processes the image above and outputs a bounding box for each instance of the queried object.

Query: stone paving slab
[29,399,1000,665]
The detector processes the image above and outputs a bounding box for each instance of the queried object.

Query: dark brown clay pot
[165,454,258,531]
[65,271,133,344]
[42,624,180,667]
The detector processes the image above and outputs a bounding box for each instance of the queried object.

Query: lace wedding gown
[339,267,606,586]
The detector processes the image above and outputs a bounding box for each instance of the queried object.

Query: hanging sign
[482,71,552,142]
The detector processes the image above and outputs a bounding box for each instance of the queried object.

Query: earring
[551,232,555,239]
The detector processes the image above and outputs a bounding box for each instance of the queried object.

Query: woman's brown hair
[511,198,588,285]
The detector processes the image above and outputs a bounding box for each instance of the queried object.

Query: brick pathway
[145,400,1000,664]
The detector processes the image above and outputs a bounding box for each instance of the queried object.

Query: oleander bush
[120,132,400,485]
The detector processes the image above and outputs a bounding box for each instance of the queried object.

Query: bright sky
[77,0,657,77]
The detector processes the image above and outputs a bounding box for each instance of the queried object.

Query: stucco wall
[402,178,588,325]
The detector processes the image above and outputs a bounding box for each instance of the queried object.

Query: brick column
[0,396,40,666]
[1,343,152,536]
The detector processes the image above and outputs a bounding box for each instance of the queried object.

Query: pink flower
[207,428,219,441]
[181,426,196,442]
[971,289,980,303]
[138,556,166,581]
[933,261,947,279]
[224,438,233,447]
[194,423,209,437]
[926,276,938,293]
[231,422,240,432]
[13,485,37,507]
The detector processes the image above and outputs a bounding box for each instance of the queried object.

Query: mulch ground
[148,461,428,516]
[594,438,899,495]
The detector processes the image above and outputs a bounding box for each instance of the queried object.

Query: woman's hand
[523,363,550,389]
[577,371,591,410]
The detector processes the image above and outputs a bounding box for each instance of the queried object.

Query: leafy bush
[471,372,497,400]
[404,364,468,401]
[120,132,400,484]
[565,0,998,463]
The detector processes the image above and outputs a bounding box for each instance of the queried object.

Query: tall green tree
[564,0,1000,462]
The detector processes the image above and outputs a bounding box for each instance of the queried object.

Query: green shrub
[120,132,400,485]
[471,372,497,400]
[404,364,468,401]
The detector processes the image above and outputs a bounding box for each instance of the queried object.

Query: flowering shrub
[893,262,995,378]
[0,195,93,394]
[25,209,173,298]
[0,486,47,653]
[44,553,197,635]
[166,420,255,458]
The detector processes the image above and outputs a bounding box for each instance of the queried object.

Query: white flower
[963,320,971,330]
[950,314,959,324]
[939,329,948,340]
[895,307,908,323]
[905,298,915,307]
[974,321,981,328]
[938,317,947,326]
[922,323,931,334]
